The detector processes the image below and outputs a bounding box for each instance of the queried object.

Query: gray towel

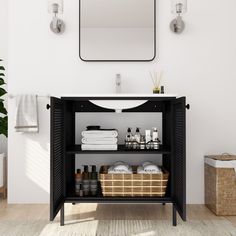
[15,95,39,133]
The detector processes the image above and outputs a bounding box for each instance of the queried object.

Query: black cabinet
[49,96,187,226]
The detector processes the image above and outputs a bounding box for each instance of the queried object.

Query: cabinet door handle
[46,104,51,110]
[185,104,190,110]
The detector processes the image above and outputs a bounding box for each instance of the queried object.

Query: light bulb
[171,0,187,14]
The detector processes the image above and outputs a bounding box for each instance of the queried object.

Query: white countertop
[61,94,177,98]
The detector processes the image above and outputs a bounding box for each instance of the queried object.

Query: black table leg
[60,204,64,226]
[172,204,177,226]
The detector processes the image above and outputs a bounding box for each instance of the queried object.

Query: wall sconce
[170,0,187,34]
[48,0,65,34]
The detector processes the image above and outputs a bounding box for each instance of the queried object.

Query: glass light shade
[171,0,187,14]
[48,0,63,14]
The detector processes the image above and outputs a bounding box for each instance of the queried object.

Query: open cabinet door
[173,97,186,221]
[50,97,65,221]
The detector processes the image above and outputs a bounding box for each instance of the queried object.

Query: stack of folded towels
[81,129,118,151]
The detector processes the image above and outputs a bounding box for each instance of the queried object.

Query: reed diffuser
[149,70,163,94]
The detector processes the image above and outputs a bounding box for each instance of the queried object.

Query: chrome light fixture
[170,0,187,34]
[48,0,65,34]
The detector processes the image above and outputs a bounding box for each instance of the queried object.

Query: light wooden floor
[0,200,236,236]
[0,199,236,226]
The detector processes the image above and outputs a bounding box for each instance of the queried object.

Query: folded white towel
[81,144,117,151]
[81,137,118,145]
[108,166,133,174]
[137,166,161,174]
[82,130,118,138]
[15,95,39,133]
[142,161,160,172]
[114,164,129,172]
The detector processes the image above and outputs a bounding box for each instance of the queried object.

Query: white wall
[0,0,8,154]
[7,0,236,204]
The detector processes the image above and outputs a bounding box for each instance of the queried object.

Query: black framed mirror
[79,0,156,62]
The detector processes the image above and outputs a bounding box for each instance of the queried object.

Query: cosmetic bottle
[79,184,83,197]
[82,165,90,196]
[140,135,145,150]
[134,128,141,149]
[90,165,98,196]
[161,86,165,94]
[152,127,159,141]
[145,130,151,149]
[75,169,82,195]
[125,128,133,149]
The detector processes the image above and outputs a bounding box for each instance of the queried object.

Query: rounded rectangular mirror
[79,0,156,62]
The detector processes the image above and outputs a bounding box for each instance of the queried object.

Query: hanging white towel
[15,95,39,133]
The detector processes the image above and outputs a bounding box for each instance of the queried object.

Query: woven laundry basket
[204,154,236,215]
[99,166,169,197]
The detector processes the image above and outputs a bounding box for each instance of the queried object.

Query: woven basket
[205,154,236,216]
[99,166,169,197]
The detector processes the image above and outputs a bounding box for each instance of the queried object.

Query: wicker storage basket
[205,155,236,215]
[99,166,169,197]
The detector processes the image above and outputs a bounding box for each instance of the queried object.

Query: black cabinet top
[61,94,177,101]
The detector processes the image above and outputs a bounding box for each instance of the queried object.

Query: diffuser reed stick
[149,70,163,93]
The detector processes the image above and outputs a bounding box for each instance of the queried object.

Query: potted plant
[0,59,7,189]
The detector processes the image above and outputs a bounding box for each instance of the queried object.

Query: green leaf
[0,66,5,70]
[0,73,5,76]
[0,101,7,115]
[0,78,6,86]
[0,88,7,97]
[0,116,8,137]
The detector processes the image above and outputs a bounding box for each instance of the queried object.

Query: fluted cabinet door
[173,97,186,221]
[50,97,65,221]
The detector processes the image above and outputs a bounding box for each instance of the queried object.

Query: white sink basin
[90,100,147,112]
[61,94,177,112]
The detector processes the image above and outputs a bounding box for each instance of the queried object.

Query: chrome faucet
[115,74,121,93]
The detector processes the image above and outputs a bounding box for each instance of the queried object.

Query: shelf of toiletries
[66,144,171,154]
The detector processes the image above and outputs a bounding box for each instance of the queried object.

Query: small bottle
[145,130,151,149]
[82,165,90,196]
[125,128,133,149]
[135,128,141,142]
[140,135,145,150]
[152,127,159,141]
[75,169,82,196]
[79,184,83,197]
[90,165,98,196]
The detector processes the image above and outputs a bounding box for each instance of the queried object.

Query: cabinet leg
[172,204,177,226]
[162,203,166,205]
[60,204,64,226]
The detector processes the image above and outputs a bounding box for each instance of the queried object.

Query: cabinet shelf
[65,196,172,203]
[66,186,172,203]
[66,145,171,155]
